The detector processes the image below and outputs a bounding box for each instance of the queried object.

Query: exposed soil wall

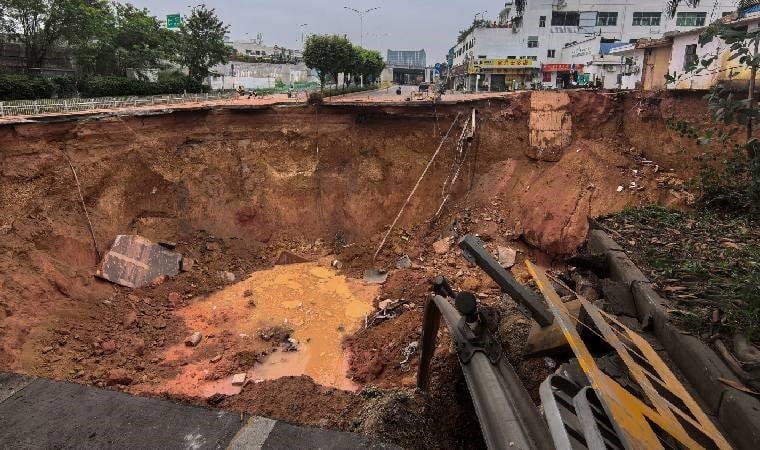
[0,91,717,446]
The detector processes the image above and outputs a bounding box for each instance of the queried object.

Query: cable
[373,112,463,261]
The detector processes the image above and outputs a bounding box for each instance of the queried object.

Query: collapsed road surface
[0,90,752,448]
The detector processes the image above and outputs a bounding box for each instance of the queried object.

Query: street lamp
[343,6,380,47]
[299,23,308,47]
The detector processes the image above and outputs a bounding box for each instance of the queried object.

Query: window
[551,11,580,26]
[527,36,539,48]
[683,44,698,71]
[676,12,706,27]
[632,12,661,26]
[596,12,618,26]
[539,15,546,27]
[547,49,556,58]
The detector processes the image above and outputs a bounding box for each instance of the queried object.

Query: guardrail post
[34,102,39,114]
[0,102,4,116]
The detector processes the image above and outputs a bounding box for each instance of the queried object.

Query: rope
[432,117,474,221]
[373,112,462,262]
[62,151,101,262]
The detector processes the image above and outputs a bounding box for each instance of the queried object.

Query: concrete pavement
[0,373,400,450]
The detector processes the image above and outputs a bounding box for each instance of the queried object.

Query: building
[449,0,736,91]
[609,38,673,90]
[610,7,760,91]
[225,40,302,64]
[387,50,426,68]
[208,61,316,91]
[386,50,427,84]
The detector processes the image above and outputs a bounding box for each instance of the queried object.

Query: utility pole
[343,6,380,47]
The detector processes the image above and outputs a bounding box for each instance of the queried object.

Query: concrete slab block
[607,251,649,286]
[660,324,736,413]
[587,229,623,254]
[717,389,760,450]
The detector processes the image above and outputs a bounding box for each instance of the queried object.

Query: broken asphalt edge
[587,229,760,450]
[0,373,401,449]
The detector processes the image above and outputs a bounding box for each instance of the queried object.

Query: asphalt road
[0,373,400,450]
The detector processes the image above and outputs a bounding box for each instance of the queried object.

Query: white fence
[0,92,236,117]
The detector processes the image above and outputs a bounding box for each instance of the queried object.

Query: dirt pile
[0,91,717,447]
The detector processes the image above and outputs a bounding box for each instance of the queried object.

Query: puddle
[159,262,378,396]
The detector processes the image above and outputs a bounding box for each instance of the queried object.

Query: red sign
[542,64,584,72]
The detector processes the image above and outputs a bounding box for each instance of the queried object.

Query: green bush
[0,75,56,100]
[51,76,78,98]
[696,146,760,214]
[0,74,208,101]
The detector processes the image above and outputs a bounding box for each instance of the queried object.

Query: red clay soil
[0,91,719,448]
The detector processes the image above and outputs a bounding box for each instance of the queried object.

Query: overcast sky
[128,0,498,62]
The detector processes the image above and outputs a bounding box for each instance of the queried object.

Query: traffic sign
[166,14,182,30]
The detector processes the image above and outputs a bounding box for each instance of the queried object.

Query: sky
[129,0,499,63]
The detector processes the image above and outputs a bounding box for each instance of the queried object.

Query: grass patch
[600,205,760,341]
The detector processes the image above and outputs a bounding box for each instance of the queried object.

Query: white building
[449,0,736,90]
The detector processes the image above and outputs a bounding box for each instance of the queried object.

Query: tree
[349,46,384,85]
[0,0,109,71]
[303,34,353,91]
[108,3,177,76]
[175,5,231,82]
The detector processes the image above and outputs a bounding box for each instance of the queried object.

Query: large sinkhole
[0,92,702,447]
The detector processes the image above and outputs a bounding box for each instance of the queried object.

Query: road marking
[226,416,276,450]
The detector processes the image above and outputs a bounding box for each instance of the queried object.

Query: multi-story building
[449,0,736,90]
[386,50,428,84]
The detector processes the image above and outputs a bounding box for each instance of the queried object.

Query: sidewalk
[0,373,399,450]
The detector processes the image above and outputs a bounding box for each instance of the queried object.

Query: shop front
[542,63,586,88]
[470,58,540,91]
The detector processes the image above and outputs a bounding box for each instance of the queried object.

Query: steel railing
[0,91,236,117]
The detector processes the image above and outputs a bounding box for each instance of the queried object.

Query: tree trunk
[749,40,759,161]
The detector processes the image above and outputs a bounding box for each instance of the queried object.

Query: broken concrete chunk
[205,241,222,251]
[231,373,246,386]
[378,299,395,310]
[497,246,517,268]
[331,259,343,269]
[599,279,638,317]
[219,271,236,283]
[432,236,454,254]
[180,257,195,272]
[95,235,181,289]
[395,254,412,269]
[185,332,202,347]
[364,269,388,285]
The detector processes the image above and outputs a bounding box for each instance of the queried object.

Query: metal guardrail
[0,92,236,117]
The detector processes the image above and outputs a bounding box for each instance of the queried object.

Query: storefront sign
[469,58,535,73]
[542,63,584,72]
